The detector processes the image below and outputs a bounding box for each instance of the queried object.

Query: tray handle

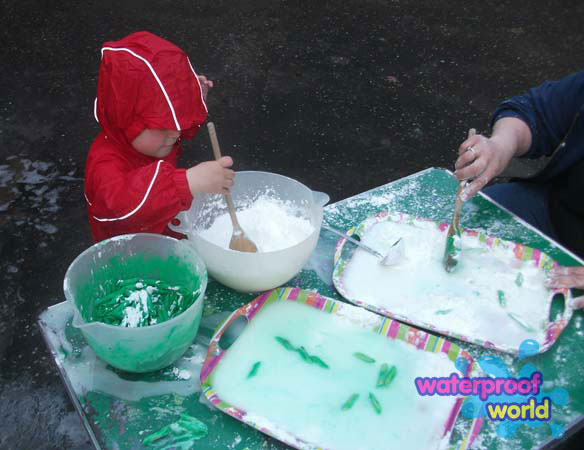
[542,288,574,352]
[207,298,263,355]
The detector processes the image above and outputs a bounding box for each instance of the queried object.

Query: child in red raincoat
[84,31,234,242]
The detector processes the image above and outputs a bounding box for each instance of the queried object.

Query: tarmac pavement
[1,0,583,448]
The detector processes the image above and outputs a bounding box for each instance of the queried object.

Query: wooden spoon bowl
[207,122,258,253]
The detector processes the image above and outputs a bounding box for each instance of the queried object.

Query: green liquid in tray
[211,300,458,450]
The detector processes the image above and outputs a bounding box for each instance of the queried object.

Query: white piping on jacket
[101,47,181,130]
[187,57,208,113]
[92,160,163,222]
[84,192,92,206]
[94,98,98,123]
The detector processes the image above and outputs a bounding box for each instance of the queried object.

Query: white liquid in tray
[340,219,552,349]
[198,196,314,252]
[212,301,457,450]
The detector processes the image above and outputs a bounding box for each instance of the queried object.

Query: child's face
[131,129,181,158]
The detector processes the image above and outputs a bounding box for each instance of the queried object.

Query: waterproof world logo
[414,339,570,439]
[415,371,550,421]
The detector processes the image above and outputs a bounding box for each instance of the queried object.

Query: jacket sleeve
[491,71,584,158]
[89,158,192,231]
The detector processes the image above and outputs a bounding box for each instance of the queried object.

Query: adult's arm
[493,70,584,158]
[454,117,531,199]
[454,71,584,199]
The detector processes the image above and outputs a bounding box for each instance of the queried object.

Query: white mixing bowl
[170,171,329,292]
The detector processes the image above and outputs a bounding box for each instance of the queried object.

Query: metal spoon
[207,122,258,253]
[322,223,403,266]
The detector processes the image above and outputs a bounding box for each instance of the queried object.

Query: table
[39,168,584,449]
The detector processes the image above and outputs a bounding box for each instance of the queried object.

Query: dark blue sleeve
[491,71,584,158]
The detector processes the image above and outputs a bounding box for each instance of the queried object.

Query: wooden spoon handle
[207,122,242,230]
[452,128,477,228]
[207,122,223,161]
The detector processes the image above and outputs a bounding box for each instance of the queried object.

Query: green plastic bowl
[63,233,207,373]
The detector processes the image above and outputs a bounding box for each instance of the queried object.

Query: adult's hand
[454,134,515,200]
[546,266,584,309]
[453,117,532,201]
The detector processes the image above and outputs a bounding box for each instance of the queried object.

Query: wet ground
[1,0,583,448]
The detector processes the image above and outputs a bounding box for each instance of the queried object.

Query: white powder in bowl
[198,196,314,252]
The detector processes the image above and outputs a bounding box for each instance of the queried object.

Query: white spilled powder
[198,196,314,252]
[172,367,192,380]
[339,218,553,350]
[35,223,58,234]
[120,289,150,328]
[42,305,204,402]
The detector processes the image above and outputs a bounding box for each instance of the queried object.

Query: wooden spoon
[442,128,476,272]
[207,122,258,253]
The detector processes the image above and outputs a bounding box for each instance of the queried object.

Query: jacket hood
[94,31,208,155]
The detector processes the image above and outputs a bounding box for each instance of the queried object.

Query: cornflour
[199,196,314,252]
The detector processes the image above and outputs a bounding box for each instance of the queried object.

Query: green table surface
[39,168,584,449]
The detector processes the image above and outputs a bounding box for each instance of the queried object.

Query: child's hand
[198,75,213,101]
[186,156,234,195]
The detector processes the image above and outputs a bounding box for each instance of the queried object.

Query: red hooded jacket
[84,32,207,242]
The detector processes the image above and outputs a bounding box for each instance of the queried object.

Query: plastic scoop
[207,122,258,253]
[442,128,476,272]
[322,223,403,266]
